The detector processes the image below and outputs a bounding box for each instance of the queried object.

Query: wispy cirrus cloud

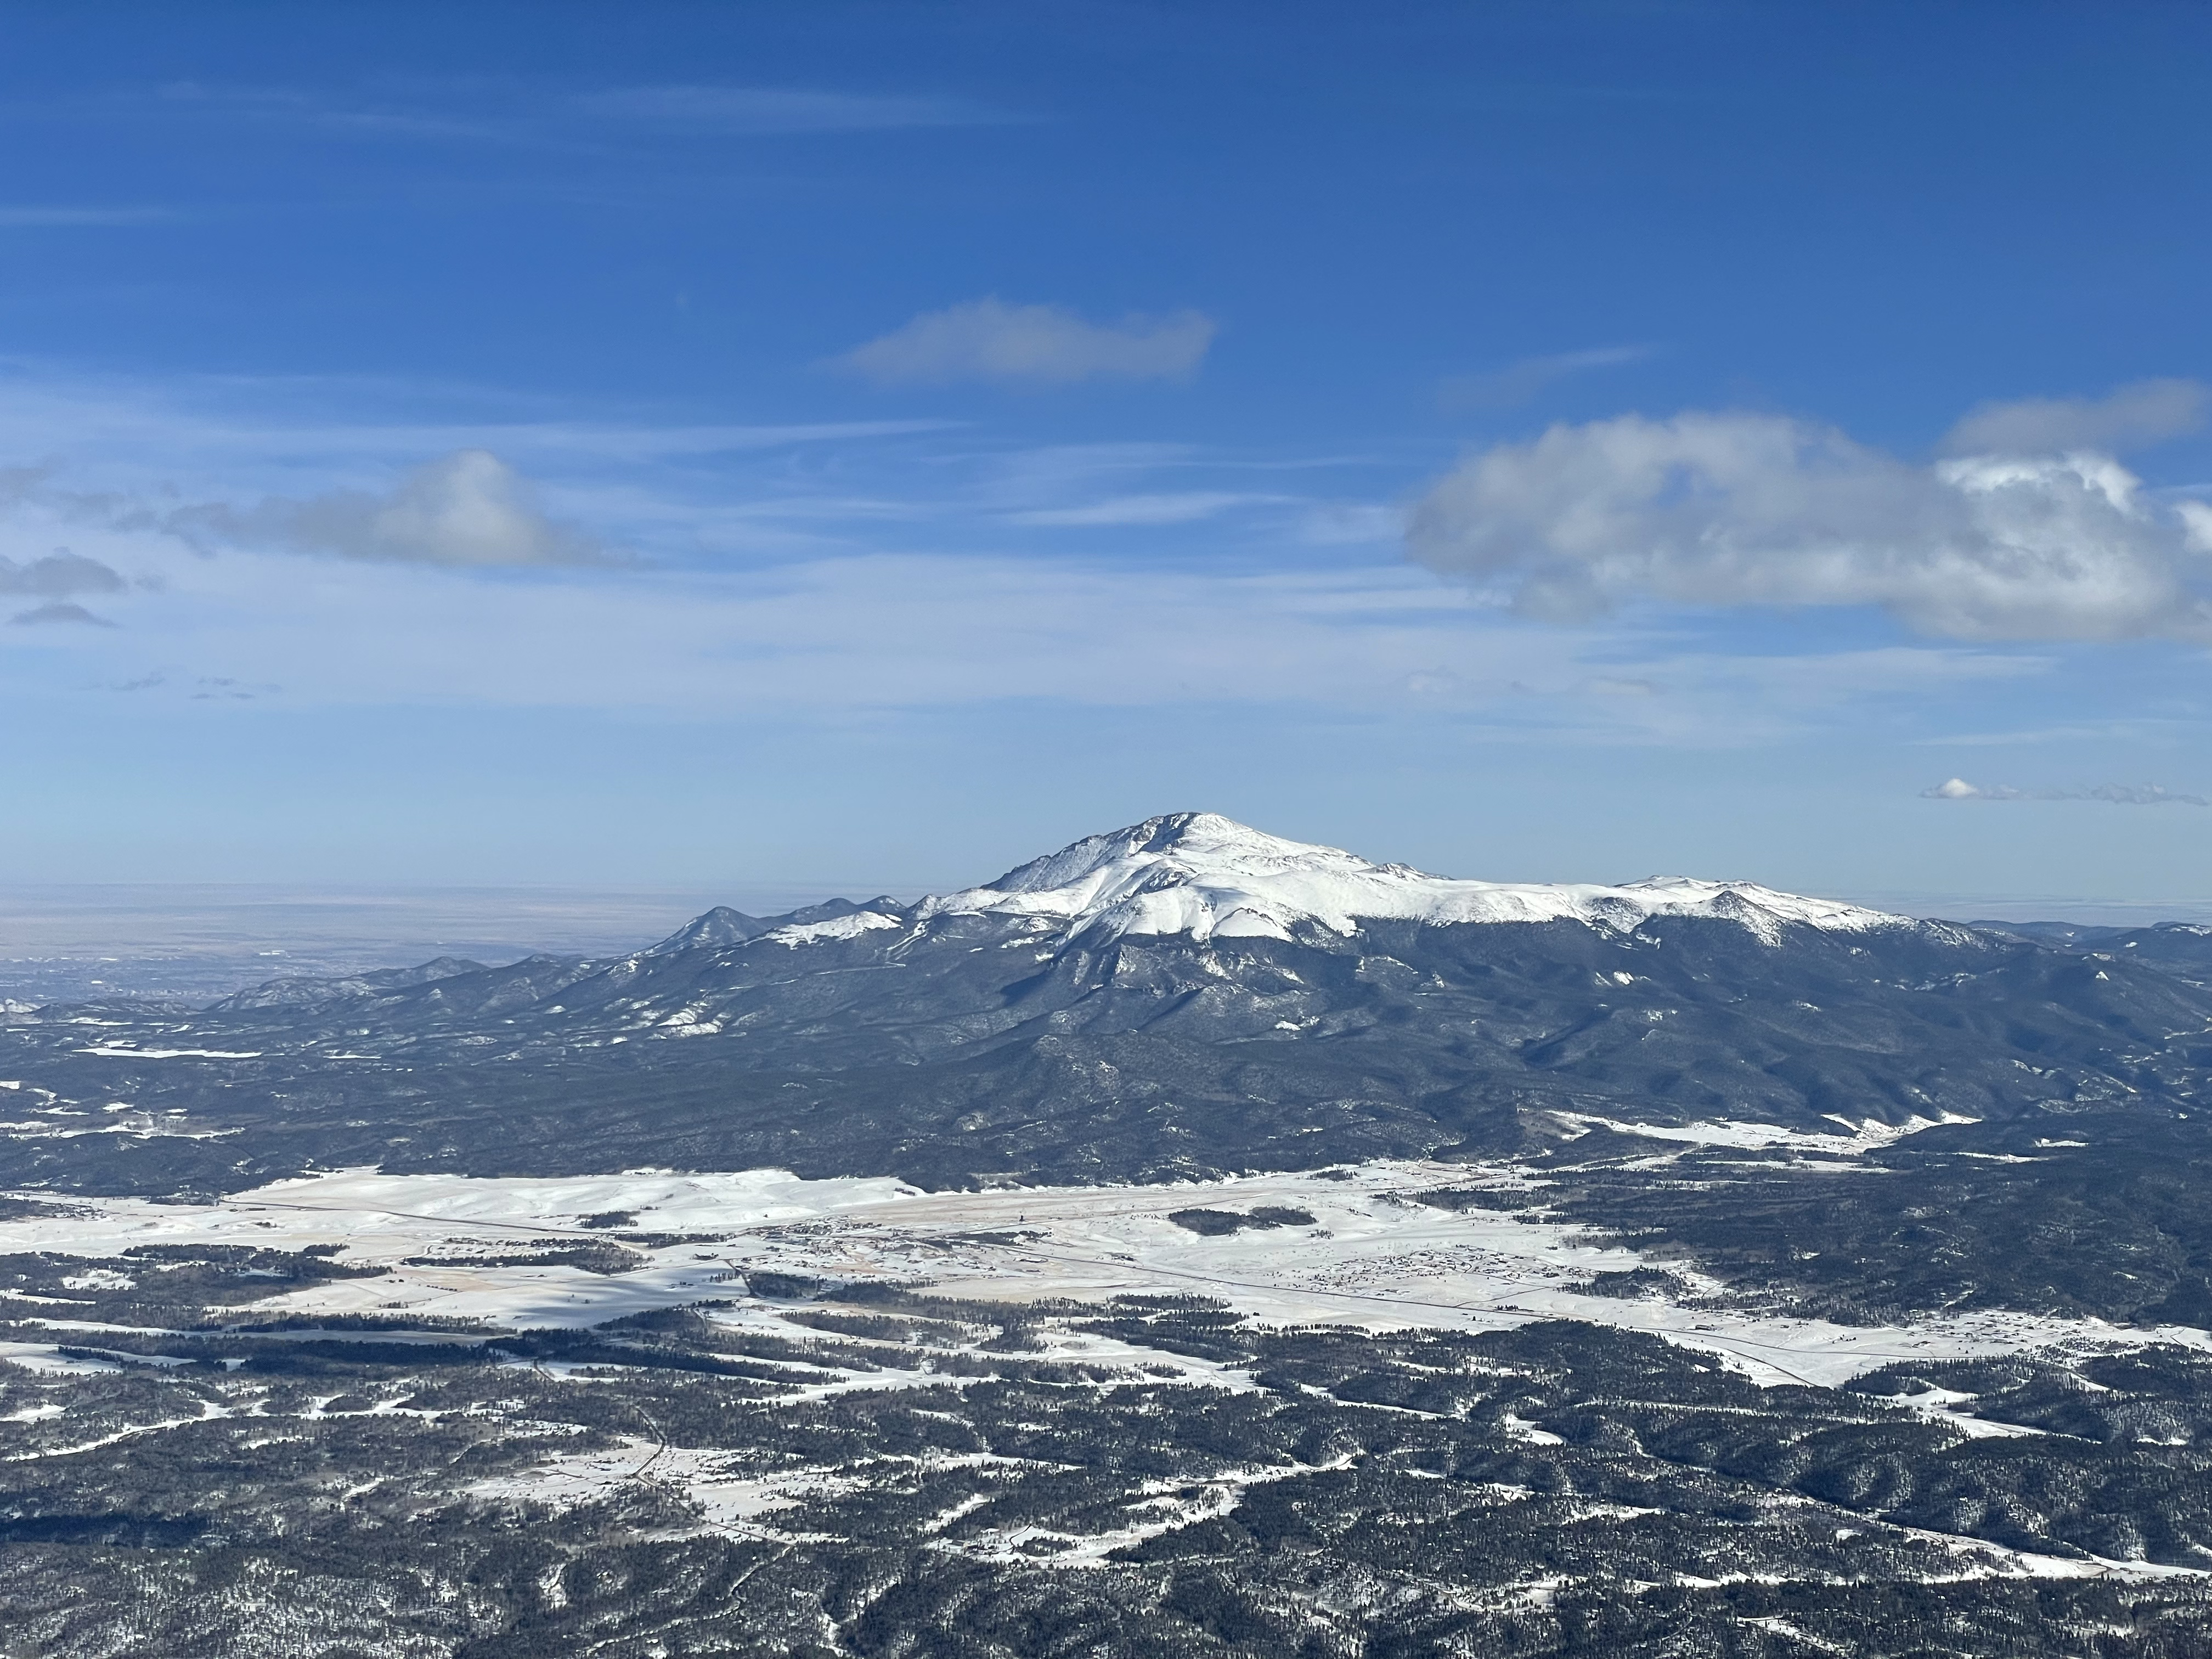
[1005,491,1285,527]
[1438,344,1655,411]
[0,550,127,596]
[577,85,1012,132]
[1923,777,2209,806]
[165,449,606,567]
[836,298,1216,388]
[1,539,130,629]
[0,205,179,228]
[137,82,538,147]
[8,80,1015,154]
[6,447,601,569]
[9,600,114,628]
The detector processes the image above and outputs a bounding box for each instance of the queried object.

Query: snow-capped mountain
[24,809,2209,1200]
[916,811,1906,945]
[14,882,2212,1659]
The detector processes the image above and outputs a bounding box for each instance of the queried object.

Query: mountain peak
[982,812,1372,896]
[917,814,1907,945]
[645,905,766,955]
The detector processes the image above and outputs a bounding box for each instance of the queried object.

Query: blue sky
[2,1,2208,910]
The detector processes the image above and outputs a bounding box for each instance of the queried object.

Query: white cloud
[0,365,2090,754]
[836,298,1215,387]
[1940,379,2205,456]
[1407,409,2212,640]
[177,449,603,567]
[1924,777,2208,806]
[1927,776,2013,799]
[2177,499,2212,553]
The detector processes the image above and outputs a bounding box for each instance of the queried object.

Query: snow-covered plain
[5,1158,2204,1389]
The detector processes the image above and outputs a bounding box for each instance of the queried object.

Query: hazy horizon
[8,846,2209,1006]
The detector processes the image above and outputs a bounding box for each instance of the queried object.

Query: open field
[9,1158,2207,1393]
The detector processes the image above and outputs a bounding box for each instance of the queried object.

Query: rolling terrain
[5,814,2212,1656]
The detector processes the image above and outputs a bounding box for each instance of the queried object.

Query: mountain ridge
[4,809,2208,1209]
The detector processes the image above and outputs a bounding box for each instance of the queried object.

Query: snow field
[5,1158,2205,1389]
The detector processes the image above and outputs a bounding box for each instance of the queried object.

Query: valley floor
[8,1156,2210,1392]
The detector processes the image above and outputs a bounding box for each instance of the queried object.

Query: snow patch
[75,1047,264,1060]
[1553,1111,1978,1156]
[760,912,902,947]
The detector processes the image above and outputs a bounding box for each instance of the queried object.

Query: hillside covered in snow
[915,812,1913,945]
[2,810,2207,1212]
